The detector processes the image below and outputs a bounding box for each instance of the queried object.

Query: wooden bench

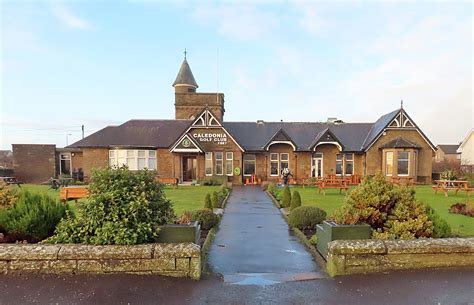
[157,177,179,188]
[317,178,348,195]
[60,186,89,202]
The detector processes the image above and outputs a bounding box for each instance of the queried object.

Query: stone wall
[327,238,474,277]
[0,243,201,280]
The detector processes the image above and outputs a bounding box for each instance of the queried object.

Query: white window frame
[397,151,410,177]
[108,149,157,170]
[344,153,354,176]
[59,153,72,175]
[335,153,343,176]
[270,153,279,176]
[225,152,233,176]
[385,151,394,176]
[280,153,289,174]
[215,152,224,176]
[311,152,323,178]
[243,154,256,176]
[205,152,213,176]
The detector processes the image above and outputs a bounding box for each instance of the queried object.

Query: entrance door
[311,153,323,178]
[182,156,197,182]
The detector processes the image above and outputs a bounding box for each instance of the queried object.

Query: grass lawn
[164,186,221,216]
[17,184,220,217]
[276,185,474,237]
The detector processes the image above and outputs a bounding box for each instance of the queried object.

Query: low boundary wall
[0,242,201,280]
[327,238,474,277]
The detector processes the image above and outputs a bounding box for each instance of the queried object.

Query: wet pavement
[208,185,322,284]
[1,268,473,304]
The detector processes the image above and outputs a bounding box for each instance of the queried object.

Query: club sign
[192,132,228,145]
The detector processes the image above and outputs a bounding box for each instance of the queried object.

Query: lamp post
[66,133,72,146]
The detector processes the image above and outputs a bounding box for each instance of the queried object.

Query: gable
[309,128,343,151]
[170,134,202,153]
[264,128,297,151]
[171,108,244,152]
[191,109,221,127]
[363,108,436,152]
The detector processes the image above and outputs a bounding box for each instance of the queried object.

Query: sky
[1,1,472,150]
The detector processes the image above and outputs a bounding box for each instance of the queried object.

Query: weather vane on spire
[184,48,187,59]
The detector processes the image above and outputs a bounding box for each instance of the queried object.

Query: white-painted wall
[458,130,474,165]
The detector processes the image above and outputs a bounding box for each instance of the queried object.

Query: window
[311,153,323,178]
[108,149,157,170]
[205,152,212,176]
[397,151,409,176]
[137,150,146,169]
[127,151,136,170]
[226,152,233,176]
[243,154,256,176]
[336,154,343,175]
[148,150,157,170]
[59,153,71,175]
[345,153,354,175]
[270,153,279,176]
[385,151,393,176]
[280,153,289,173]
[215,152,223,175]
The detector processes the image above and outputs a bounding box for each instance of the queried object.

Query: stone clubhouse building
[13,57,436,185]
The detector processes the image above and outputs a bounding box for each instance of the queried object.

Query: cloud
[293,2,325,36]
[51,3,91,30]
[192,4,278,41]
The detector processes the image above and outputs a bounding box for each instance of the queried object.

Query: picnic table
[317,177,348,195]
[432,180,472,197]
[390,176,416,186]
[0,176,22,187]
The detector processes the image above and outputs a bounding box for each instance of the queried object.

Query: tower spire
[401,99,404,109]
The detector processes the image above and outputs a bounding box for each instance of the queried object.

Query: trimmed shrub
[211,191,219,208]
[288,206,327,230]
[0,191,68,242]
[192,209,219,230]
[290,191,302,211]
[334,173,433,239]
[266,183,277,197]
[204,193,212,209]
[426,206,452,237]
[281,185,292,208]
[48,166,175,245]
[309,234,318,246]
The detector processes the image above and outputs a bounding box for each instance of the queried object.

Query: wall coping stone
[0,244,61,260]
[328,239,386,255]
[57,244,153,260]
[329,238,474,256]
[0,243,201,279]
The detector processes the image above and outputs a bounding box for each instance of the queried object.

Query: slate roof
[69,120,191,148]
[172,58,198,88]
[437,144,460,154]
[379,137,421,149]
[68,108,430,153]
[360,108,399,150]
[222,122,373,152]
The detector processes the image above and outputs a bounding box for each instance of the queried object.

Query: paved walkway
[208,185,321,284]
